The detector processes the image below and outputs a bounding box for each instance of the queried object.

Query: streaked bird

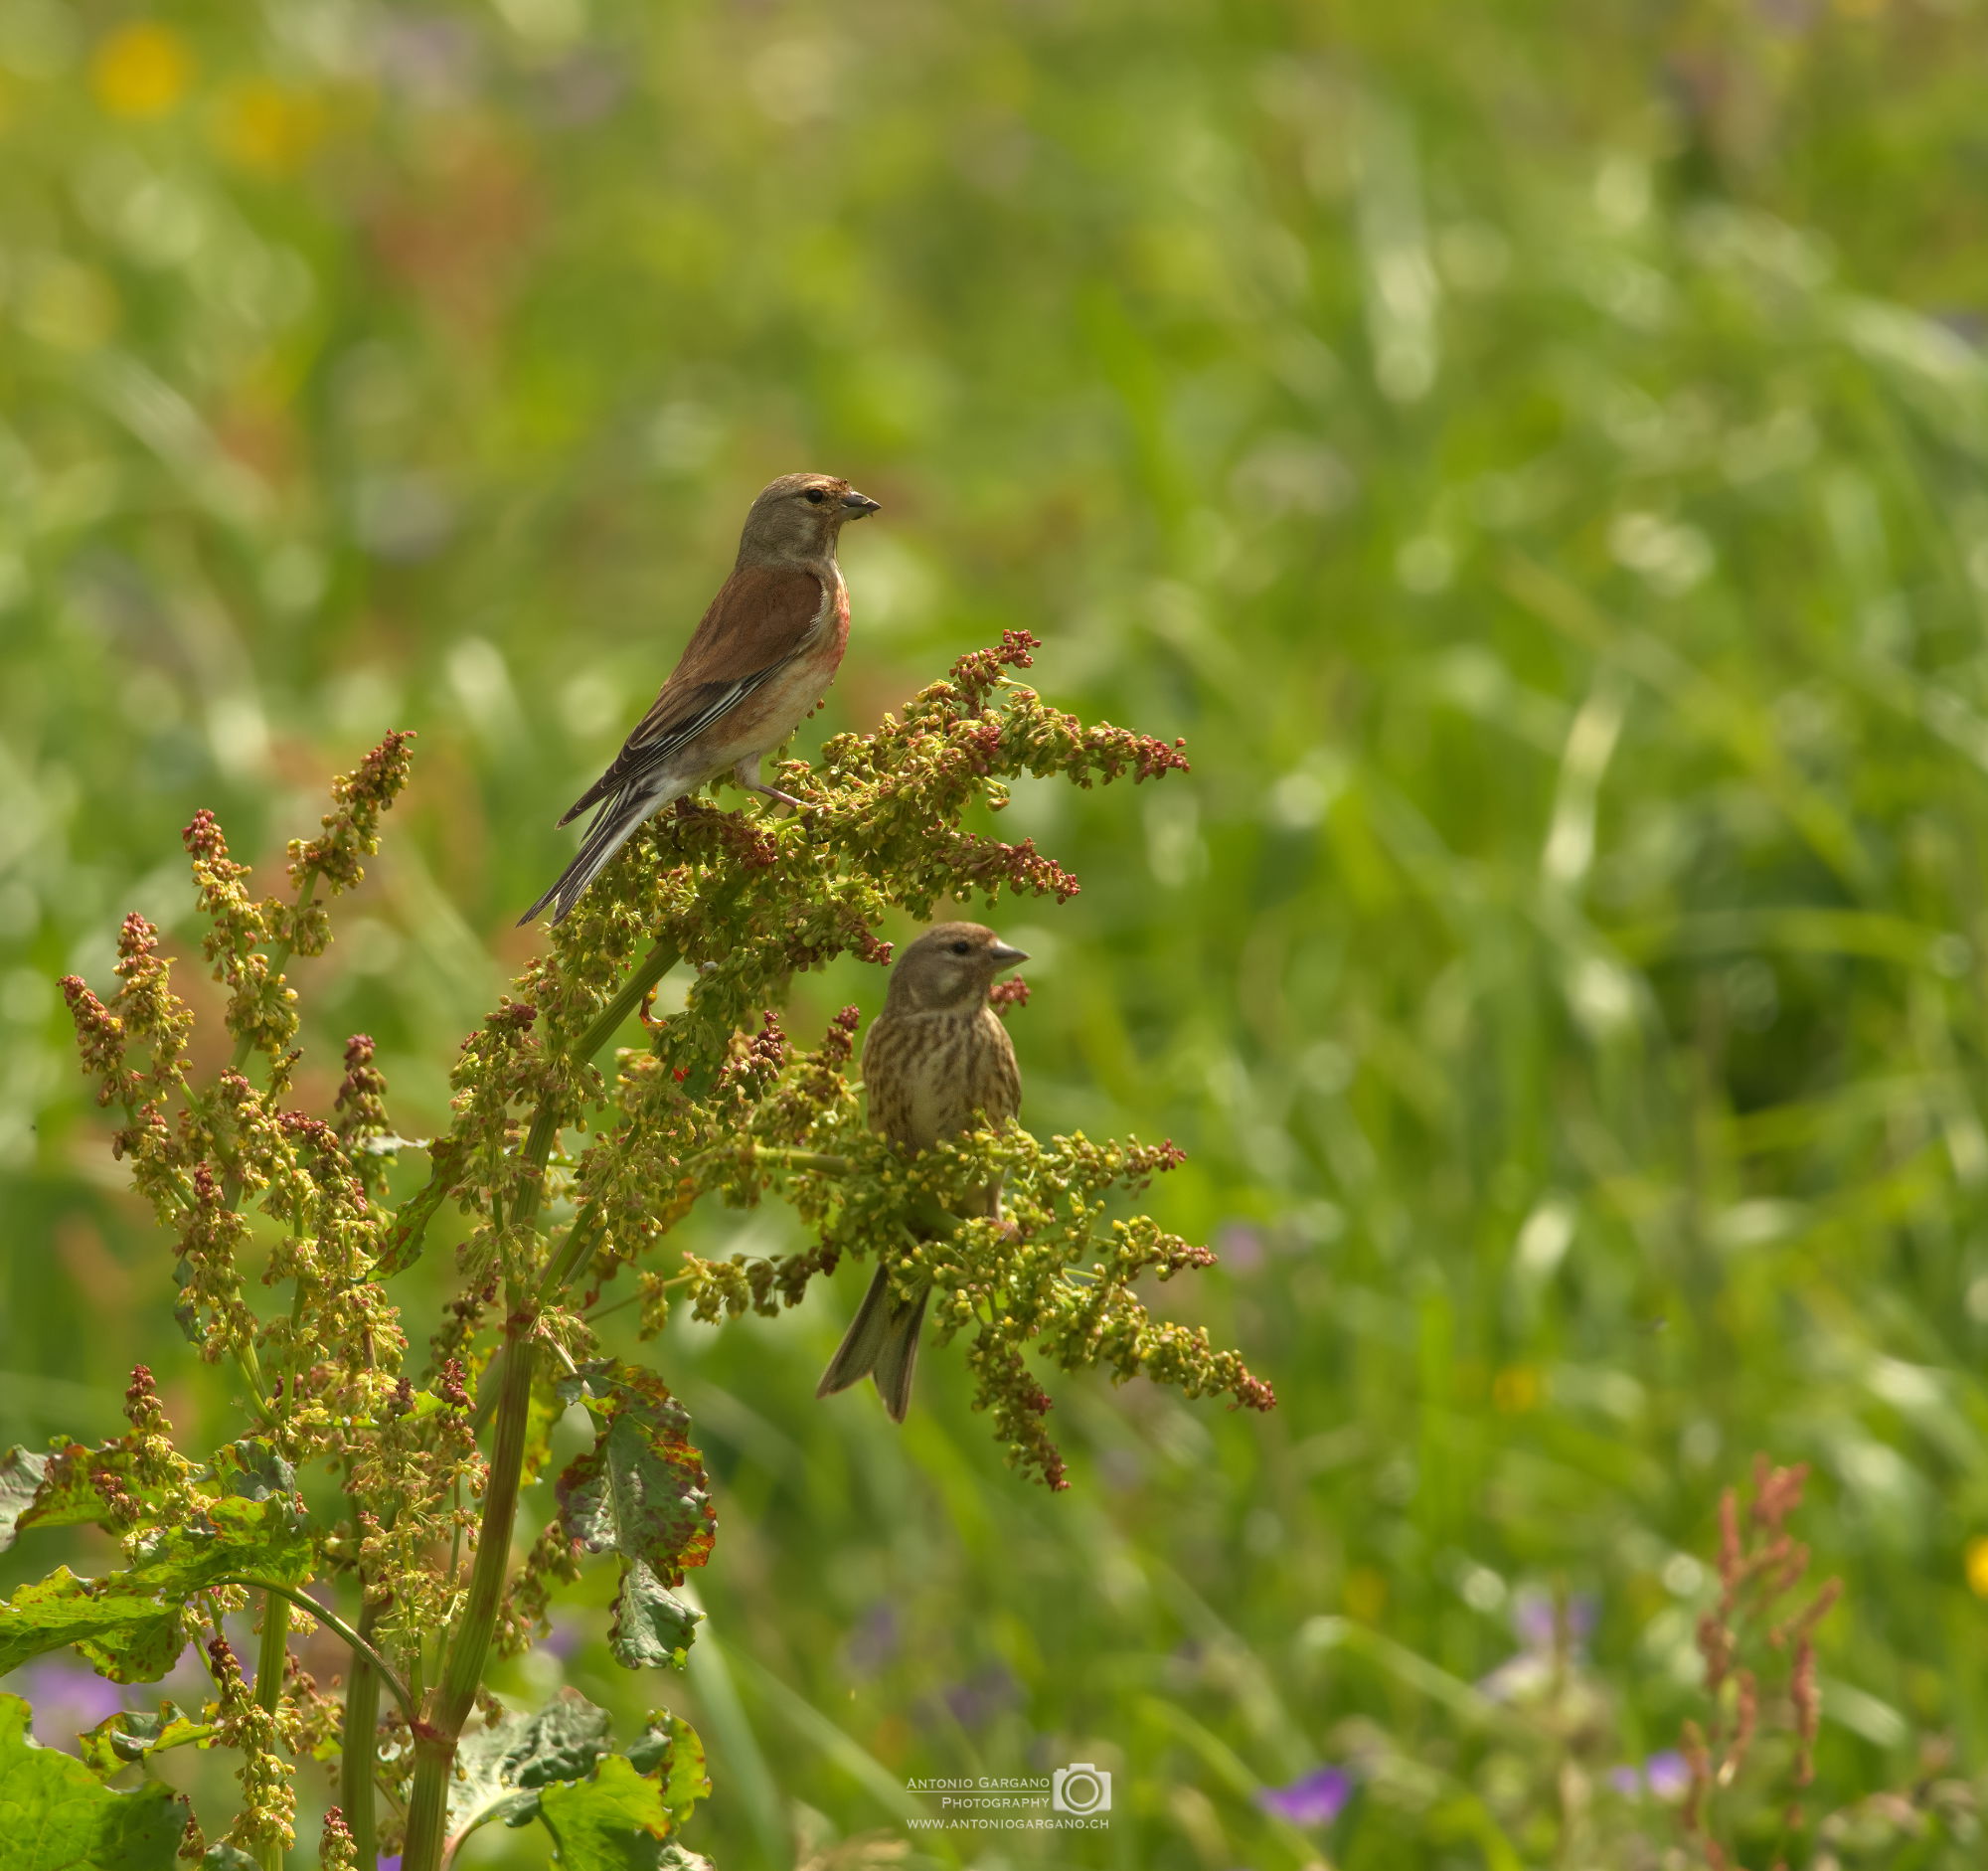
[817,922,1028,1421]
[521,471,880,925]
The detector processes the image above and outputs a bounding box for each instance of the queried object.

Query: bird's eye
[949,941,971,955]
[804,488,826,504]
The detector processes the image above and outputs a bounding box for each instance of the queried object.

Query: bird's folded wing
[557,564,827,824]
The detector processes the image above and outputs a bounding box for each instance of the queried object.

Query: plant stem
[535,1197,605,1302]
[253,1593,289,1871]
[395,931,702,1870]
[401,1067,565,1871]
[399,1324,539,1871]
[749,1146,854,1175]
[223,1577,418,1727]
[376,1139,459,1276]
[574,941,680,1062]
[512,1105,562,1242]
[337,1599,383,1870]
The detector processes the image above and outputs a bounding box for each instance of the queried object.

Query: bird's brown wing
[557,564,827,825]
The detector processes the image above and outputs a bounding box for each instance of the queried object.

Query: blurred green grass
[7,1,1988,1864]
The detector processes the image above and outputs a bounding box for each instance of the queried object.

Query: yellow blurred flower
[1344,1565,1388,1623]
[214,79,327,176]
[90,23,193,120]
[1965,1536,1988,1598]
[1492,1365,1543,1414]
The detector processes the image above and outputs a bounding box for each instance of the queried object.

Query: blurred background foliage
[6,0,1988,1864]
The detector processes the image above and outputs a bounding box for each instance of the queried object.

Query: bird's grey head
[885,921,1030,1014]
[738,472,881,565]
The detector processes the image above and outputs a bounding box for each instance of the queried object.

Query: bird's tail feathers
[555,773,610,830]
[816,1263,929,1424]
[519,782,682,926]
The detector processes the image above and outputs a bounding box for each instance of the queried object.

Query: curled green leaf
[76,1700,216,1779]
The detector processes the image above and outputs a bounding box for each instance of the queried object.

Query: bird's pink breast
[706,574,849,765]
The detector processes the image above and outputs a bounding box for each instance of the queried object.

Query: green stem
[397,924,719,1868]
[394,931,689,1285]
[512,1106,562,1234]
[376,1139,459,1277]
[233,1346,278,1430]
[400,1327,539,1871]
[573,941,680,1062]
[536,1198,605,1302]
[221,1577,417,1726]
[402,1063,568,1871]
[447,1475,465,1602]
[253,1592,289,1871]
[336,1597,384,1870]
[749,1146,854,1175]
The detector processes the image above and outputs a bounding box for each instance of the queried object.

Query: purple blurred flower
[1510,1590,1596,1651]
[540,1614,581,1661]
[373,17,483,106]
[1255,1765,1352,1825]
[1754,0,1818,31]
[3,1660,123,1750]
[1217,1222,1265,1275]
[1646,1749,1690,1800]
[844,1603,899,1678]
[935,1663,1021,1730]
[539,55,627,127]
[1481,1590,1596,1702]
[1608,1749,1690,1801]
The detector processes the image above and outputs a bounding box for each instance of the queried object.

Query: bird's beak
[987,940,1029,966]
[841,490,882,518]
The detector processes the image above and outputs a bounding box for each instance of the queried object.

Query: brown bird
[817,922,1029,1421]
[521,471,881,925]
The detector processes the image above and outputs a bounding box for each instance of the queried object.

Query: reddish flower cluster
[60,974,128,1104]
[287,727,418,896]
[946,627,1042,708]
[716,1011,790,1101]
[970,1335,1066,1491]
[61,914,196,1133]
[333,1034,395,1192]
[436,1357,471,1411]
[320,1806,360,1871]
[1681,1455,1843,1859]
[944,832,1081,902]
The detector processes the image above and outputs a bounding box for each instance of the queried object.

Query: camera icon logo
[1051,1762,1112,1814]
